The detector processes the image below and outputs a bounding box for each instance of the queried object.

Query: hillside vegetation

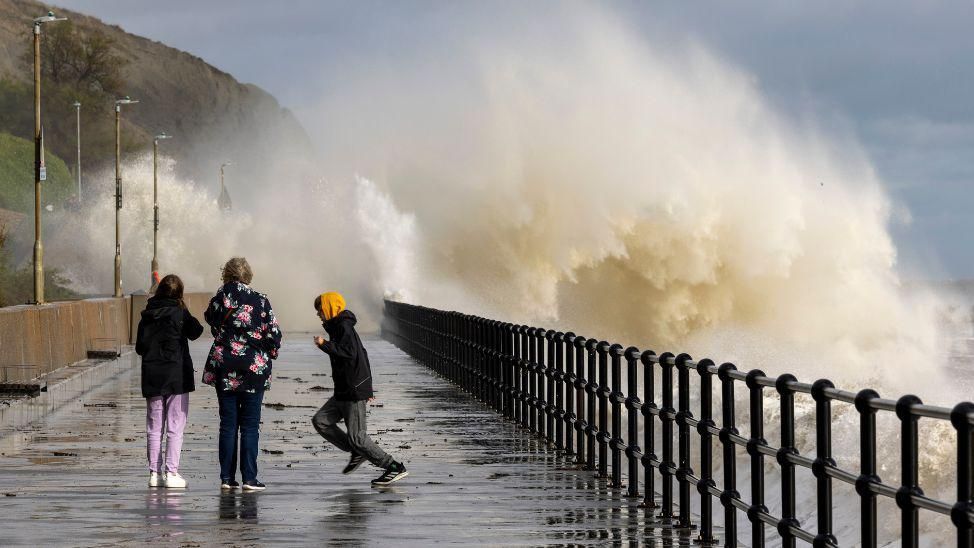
[0,0,314,304]
[0,131,73,213]
[0,0,312,188]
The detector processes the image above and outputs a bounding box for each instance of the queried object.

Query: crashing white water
[303,8,959,401]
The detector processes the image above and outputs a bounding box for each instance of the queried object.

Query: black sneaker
[221,479,240,490]
[371,462,408,487]
[343,453,367,475]
[242,480,266,491]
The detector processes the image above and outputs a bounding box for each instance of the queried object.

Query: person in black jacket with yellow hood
[135,274,204,489]
[311,291,408,486]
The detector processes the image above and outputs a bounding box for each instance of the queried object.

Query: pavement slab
[0,335,697,547]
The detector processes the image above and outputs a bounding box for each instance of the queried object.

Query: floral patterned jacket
[202,282,283,393]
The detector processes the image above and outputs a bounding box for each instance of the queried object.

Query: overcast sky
[52,1,974,279]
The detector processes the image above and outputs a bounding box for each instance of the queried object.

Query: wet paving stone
[0,335,700,547]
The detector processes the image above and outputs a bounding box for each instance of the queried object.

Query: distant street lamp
[218,161,233,211]
[73,101,81,201]
[32,10,67,305]
[151,132,172,289]
[113,96,139,298]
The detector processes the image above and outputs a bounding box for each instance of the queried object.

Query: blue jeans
[217,389,264,482]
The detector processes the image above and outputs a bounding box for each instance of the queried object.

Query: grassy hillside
[0,131,73,213]
[0,0,313,188]
[0,133,77,306]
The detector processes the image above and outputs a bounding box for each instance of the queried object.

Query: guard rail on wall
[381,300,974,548]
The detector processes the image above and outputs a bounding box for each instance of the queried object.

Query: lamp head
[34,11,67,24]
[154,132,172,141]
[115,96,139,105]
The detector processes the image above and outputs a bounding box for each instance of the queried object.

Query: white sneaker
[148,472,162,487]
[164,472,187,488]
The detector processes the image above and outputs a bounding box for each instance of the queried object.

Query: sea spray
[45,155,393,332]
[306,7,955,401]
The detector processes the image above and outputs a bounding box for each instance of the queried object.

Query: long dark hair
[155,274,185,308]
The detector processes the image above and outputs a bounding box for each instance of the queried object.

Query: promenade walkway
[0,335,692,547]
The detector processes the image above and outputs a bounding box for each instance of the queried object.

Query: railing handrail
[381,299,974,547]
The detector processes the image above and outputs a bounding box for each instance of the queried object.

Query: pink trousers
[146,393,189,473]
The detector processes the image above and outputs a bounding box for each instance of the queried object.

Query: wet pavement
[0,335,698,547]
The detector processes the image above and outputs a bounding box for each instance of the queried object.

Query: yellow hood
[319,291,346,321]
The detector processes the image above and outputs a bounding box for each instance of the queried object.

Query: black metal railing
[381,300,974,547]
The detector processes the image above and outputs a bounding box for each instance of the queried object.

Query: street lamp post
[151,132,172,289]
[32,11,67,305]
[113,96,138,298]
[73,100,81,201]
[218,161,232,211]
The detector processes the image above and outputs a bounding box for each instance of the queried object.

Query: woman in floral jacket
[202,257,283,491]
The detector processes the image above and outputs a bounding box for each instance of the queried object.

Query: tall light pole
[73,100,81,201]
[218,161,232,211]
[32,11,67,305]
[151,132,172,289]
[113,96,138,298]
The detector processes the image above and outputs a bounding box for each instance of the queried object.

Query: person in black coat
[135,274,204,489]
[311,291,408,486]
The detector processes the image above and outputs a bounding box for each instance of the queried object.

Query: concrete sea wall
[0,293,211,382]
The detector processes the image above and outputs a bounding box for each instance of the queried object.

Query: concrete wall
[0,292,211,381]
[0,298,129,381]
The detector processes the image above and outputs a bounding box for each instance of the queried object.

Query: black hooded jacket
[317,310,374,401]
[136,296,205,398]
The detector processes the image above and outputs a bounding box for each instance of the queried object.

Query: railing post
[855,389,880,548]
[554,331,566,451]
[777,374,800,548]
[811,379,837,548]
[474,317,484,401]
[469,316,477,394]
[746,369,768,548]
[486,320,496,410]
[528,327,538,433]
[597,341,611,479]
[460,314,468,388]
[609,343,625,488]
[575,336,588,465]
[625,347,642,499]
[528,327,544,437]
[438,311,447,379]
[896,394,923,548]
[641,350,658,509]
[536,328,548,441]
[476,317,484,398]
[951,402,974,548]
[504,323,516,420]
[485,319,493,405]
[585,338,599,471]
[676,353,695,530]
[484,319,492,405]
[546,330,558,446]
[461,313,468,386]
[718,362,739,547]
[493,320,504,413]
[696,359,718,545]
[452,312,460,381]
[658,351,676,522]
[518,326,529,429]
[512,325,521,424]
[564,332,577,455]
